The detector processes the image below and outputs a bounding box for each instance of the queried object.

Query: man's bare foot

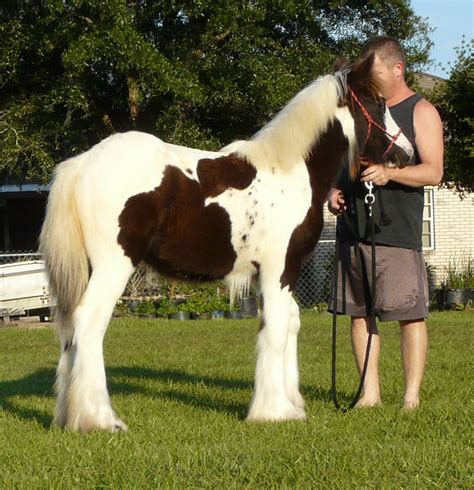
[402,397,420,410]
[355,397,382,408]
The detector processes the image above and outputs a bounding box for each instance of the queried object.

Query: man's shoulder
[414,98,443,126]
[413,96,439,114]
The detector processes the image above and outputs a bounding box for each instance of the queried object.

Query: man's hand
[327,188,346,215]
[361,164,392,186]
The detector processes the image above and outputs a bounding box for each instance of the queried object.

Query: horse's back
[76,131,221,187]
[81,131,172,174]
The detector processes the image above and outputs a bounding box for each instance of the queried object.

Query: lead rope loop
[331,182,377,412]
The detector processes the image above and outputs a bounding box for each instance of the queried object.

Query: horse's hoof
[63,409,128,432]
[246,402,307,422]
[111,419,128,432]
[289,392,305,410]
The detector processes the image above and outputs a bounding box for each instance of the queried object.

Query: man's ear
[393,60,404,78]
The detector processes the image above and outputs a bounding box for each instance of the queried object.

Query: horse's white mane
[221,73,347,172]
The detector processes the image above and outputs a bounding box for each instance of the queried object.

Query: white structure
[0,260,54,323]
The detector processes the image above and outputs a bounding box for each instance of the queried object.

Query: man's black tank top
[337,93,424,250]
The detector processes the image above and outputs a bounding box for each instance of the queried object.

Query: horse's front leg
[247,274,307,422]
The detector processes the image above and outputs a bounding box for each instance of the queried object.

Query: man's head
[360,36,406,99]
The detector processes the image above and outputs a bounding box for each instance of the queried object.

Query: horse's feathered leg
[247,269,307,422]
[65,254,134,432]
[285,298,305,409]
[55,325,76,428]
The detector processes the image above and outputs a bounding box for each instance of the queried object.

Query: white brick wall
[424,186,474,285]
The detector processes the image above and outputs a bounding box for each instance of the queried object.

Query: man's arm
[360,99,444,187]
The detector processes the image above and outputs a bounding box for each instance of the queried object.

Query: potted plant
[240,295,258,317]
[208,295,229,320]
[155,298,174,318]
[169,300,191,320]
[137,300,157,319]
[128,299,141,313]
[441,256,474,310]
[225,298,242,319]
[182,297,206,320]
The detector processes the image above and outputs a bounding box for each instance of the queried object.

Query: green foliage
[156,298,176,316]
[113,299,132,317]
[311,302,329,313]
[443,254,474,289]
[431,38,474,195]
[208,294,230,312]
[169,280,231,312]
[179,297,209,314]
[136,300,157,315]
[0,1,431,181]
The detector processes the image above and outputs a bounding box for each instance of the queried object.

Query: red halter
[348,86,402,165]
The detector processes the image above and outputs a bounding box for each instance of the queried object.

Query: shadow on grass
[0,367,55,428]
[0,366,342,427]
[109,366,251,419]
[302,385,363,408]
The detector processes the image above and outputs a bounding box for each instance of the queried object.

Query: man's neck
[386,83,415,108]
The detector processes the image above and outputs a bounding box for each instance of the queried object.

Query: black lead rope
[331,183,377,412]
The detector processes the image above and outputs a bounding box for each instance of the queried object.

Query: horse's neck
[304,119,350,204]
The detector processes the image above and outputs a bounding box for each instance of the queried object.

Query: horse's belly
[144,200,237,281]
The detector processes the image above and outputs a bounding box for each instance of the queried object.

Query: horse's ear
[350,52,375,81]
[333,56,349,72]
[347,52,380,97]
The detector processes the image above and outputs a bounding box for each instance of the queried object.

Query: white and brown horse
[40,54,412,432]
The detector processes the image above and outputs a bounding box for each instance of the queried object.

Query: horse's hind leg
[285,298,305,409]
[63,255,134,432]
[55,322,76,427]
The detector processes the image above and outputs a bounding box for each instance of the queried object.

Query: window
[422,189,434,250]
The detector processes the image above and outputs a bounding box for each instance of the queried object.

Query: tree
[431,38,473,195]
[0,0,432,181]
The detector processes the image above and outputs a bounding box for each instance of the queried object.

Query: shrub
[443,255,474,289]
[137,301,156,315]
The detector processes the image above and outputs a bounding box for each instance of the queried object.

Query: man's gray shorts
[329,242,429,322]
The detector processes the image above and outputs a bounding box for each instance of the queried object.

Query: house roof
[414,72,445,91]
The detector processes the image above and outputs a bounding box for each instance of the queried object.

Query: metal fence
[0,252,43,264]
[295,240,335,306]
[1,243,336,308]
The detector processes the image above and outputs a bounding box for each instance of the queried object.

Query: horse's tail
[39,155,89,328]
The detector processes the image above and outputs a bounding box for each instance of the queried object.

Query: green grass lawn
[0,311,472,488]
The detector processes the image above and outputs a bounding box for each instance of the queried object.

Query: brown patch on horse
[197,154,257,198]
[117,166,237,280]
[280,120,349,290]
